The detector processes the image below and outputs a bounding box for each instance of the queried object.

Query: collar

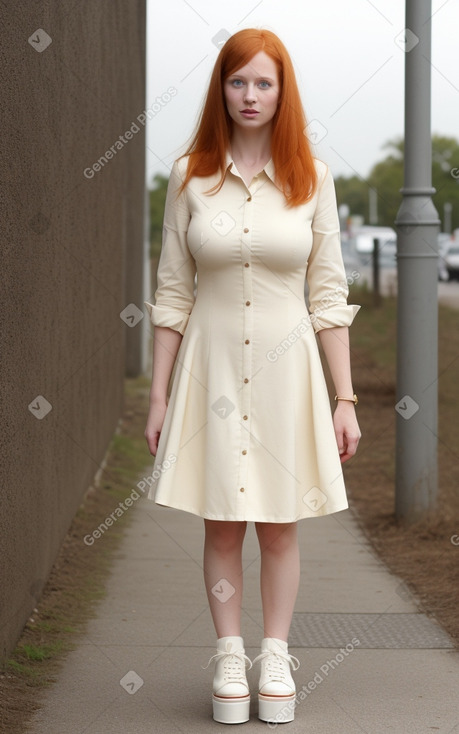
[224,150,277,186]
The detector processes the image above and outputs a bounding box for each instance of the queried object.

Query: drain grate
[290,613,454,649]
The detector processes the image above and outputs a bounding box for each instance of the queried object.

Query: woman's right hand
[144,399,168,456]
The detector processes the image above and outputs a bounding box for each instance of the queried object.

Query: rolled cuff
[144,301,190,335]
[309,303,360,333]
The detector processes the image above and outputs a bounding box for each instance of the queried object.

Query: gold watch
[334,394,358,406]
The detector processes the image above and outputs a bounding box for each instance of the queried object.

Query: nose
[243,83,257,103]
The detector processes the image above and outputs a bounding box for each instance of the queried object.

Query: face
[223,51,280,131]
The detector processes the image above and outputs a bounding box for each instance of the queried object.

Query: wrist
[334,399,356,411]
[334,394,358,406]
[149,392,168,407]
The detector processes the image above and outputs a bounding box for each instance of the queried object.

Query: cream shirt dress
[144,153,360,522]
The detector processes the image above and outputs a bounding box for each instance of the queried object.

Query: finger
[347,434,360,454]
[335,427,345,457]
[145,432,159,456]
[340,435,360,462]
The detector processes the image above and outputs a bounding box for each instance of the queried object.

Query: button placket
[236,182,255,510]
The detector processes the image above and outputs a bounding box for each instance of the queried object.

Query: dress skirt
[144,153,360,522]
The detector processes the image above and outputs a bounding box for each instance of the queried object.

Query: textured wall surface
[0,1,146,662]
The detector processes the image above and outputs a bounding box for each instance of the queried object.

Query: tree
[334,175,368,224]
[149,173,168,259]
[367,139,404,229]
[430,136,459,233]
[335,136,459,232]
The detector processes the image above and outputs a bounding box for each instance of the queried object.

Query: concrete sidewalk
[29,493,459,734]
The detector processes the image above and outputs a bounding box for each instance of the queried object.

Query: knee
[204,520,246,555]
[256,522,297,555]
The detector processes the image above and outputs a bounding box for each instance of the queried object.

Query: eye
[231,79,244,87]
[258,80,271,89]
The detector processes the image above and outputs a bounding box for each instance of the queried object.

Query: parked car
[340,233,361,276]
[348,229,397,270]
[348,226,396,252]
[438,234,450,280]
[347,226,397,267]
[443,244,459,281]
[376,238,396,267]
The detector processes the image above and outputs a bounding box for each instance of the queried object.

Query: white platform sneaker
[203,636,252,724]
[253,638,300,724]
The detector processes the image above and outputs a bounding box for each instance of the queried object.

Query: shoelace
[252,649,300,682]
[202,649,253,682]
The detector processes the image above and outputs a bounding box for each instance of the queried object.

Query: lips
[240,109,259,116]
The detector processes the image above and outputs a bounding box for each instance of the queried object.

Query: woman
[144,28,361,726]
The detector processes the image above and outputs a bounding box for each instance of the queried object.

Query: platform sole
[258,692,296,724]
[212,693,251,724]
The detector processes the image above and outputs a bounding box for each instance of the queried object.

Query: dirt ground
[1,290,458,733]
[0,380,153,734]
[340,288,459,645]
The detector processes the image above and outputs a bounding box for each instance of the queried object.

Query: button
[244,378,249,383]
[243,415,248,420]
[240,487,245,493]
[242,449,247,455]
[243,227,249,233]
[247,196,252,202]
[245,301,251,306]
[245,339,250,345]
[244,262,250,267]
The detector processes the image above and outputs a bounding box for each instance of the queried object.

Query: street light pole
[394,0,440,521]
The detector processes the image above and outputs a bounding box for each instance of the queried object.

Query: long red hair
[179,28,317,206]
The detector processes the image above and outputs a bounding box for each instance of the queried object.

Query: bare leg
[203,520,247,638]
[255,522,300,641]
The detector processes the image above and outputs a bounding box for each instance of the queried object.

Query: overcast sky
[145,0,458,187]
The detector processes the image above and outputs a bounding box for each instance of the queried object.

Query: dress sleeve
[144,159,196,335]
[306,165,360,333]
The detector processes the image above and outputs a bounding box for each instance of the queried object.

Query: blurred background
[146,0,459,298]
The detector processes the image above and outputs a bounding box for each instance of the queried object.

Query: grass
[1,290,457,732]
[8,642,69,681]
[342,285,459,643]
[347,284,459,482]
[0,376,154,733]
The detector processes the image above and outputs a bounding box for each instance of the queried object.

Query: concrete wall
[0,1,146,662]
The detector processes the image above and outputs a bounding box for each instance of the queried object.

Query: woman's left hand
[333,402,361,463]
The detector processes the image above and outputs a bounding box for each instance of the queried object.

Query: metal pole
[369,188,378,226]
[394,0,441,521]
[443,202,452,235]
[372,237,381,307]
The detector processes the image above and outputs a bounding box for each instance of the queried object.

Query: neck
[230,125,272,165]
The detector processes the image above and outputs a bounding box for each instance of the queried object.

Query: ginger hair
[178,28,317,206]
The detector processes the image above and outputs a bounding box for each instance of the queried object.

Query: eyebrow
[227,74,276,82]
